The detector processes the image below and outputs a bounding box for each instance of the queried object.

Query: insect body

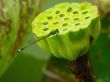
[17,29,59,53]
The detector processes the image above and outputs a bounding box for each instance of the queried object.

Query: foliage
[0,0,110,82]
[0,0,39,77]
[0,53,47,82]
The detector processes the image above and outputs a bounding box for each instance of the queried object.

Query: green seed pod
[32,2,100,60]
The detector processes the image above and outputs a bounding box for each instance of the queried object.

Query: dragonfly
[17,29,59,53]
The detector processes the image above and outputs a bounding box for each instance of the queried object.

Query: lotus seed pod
[32,2,100,60]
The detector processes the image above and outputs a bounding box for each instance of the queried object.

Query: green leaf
[0,53,47,82]
[90,32,110,82]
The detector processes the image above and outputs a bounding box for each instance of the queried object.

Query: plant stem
[69,53,95,82]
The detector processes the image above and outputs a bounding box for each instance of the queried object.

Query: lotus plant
[32,2,101,82]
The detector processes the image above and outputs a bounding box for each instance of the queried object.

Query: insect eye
[49,29,59,35]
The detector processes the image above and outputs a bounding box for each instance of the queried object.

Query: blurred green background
[0,0,110,82]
